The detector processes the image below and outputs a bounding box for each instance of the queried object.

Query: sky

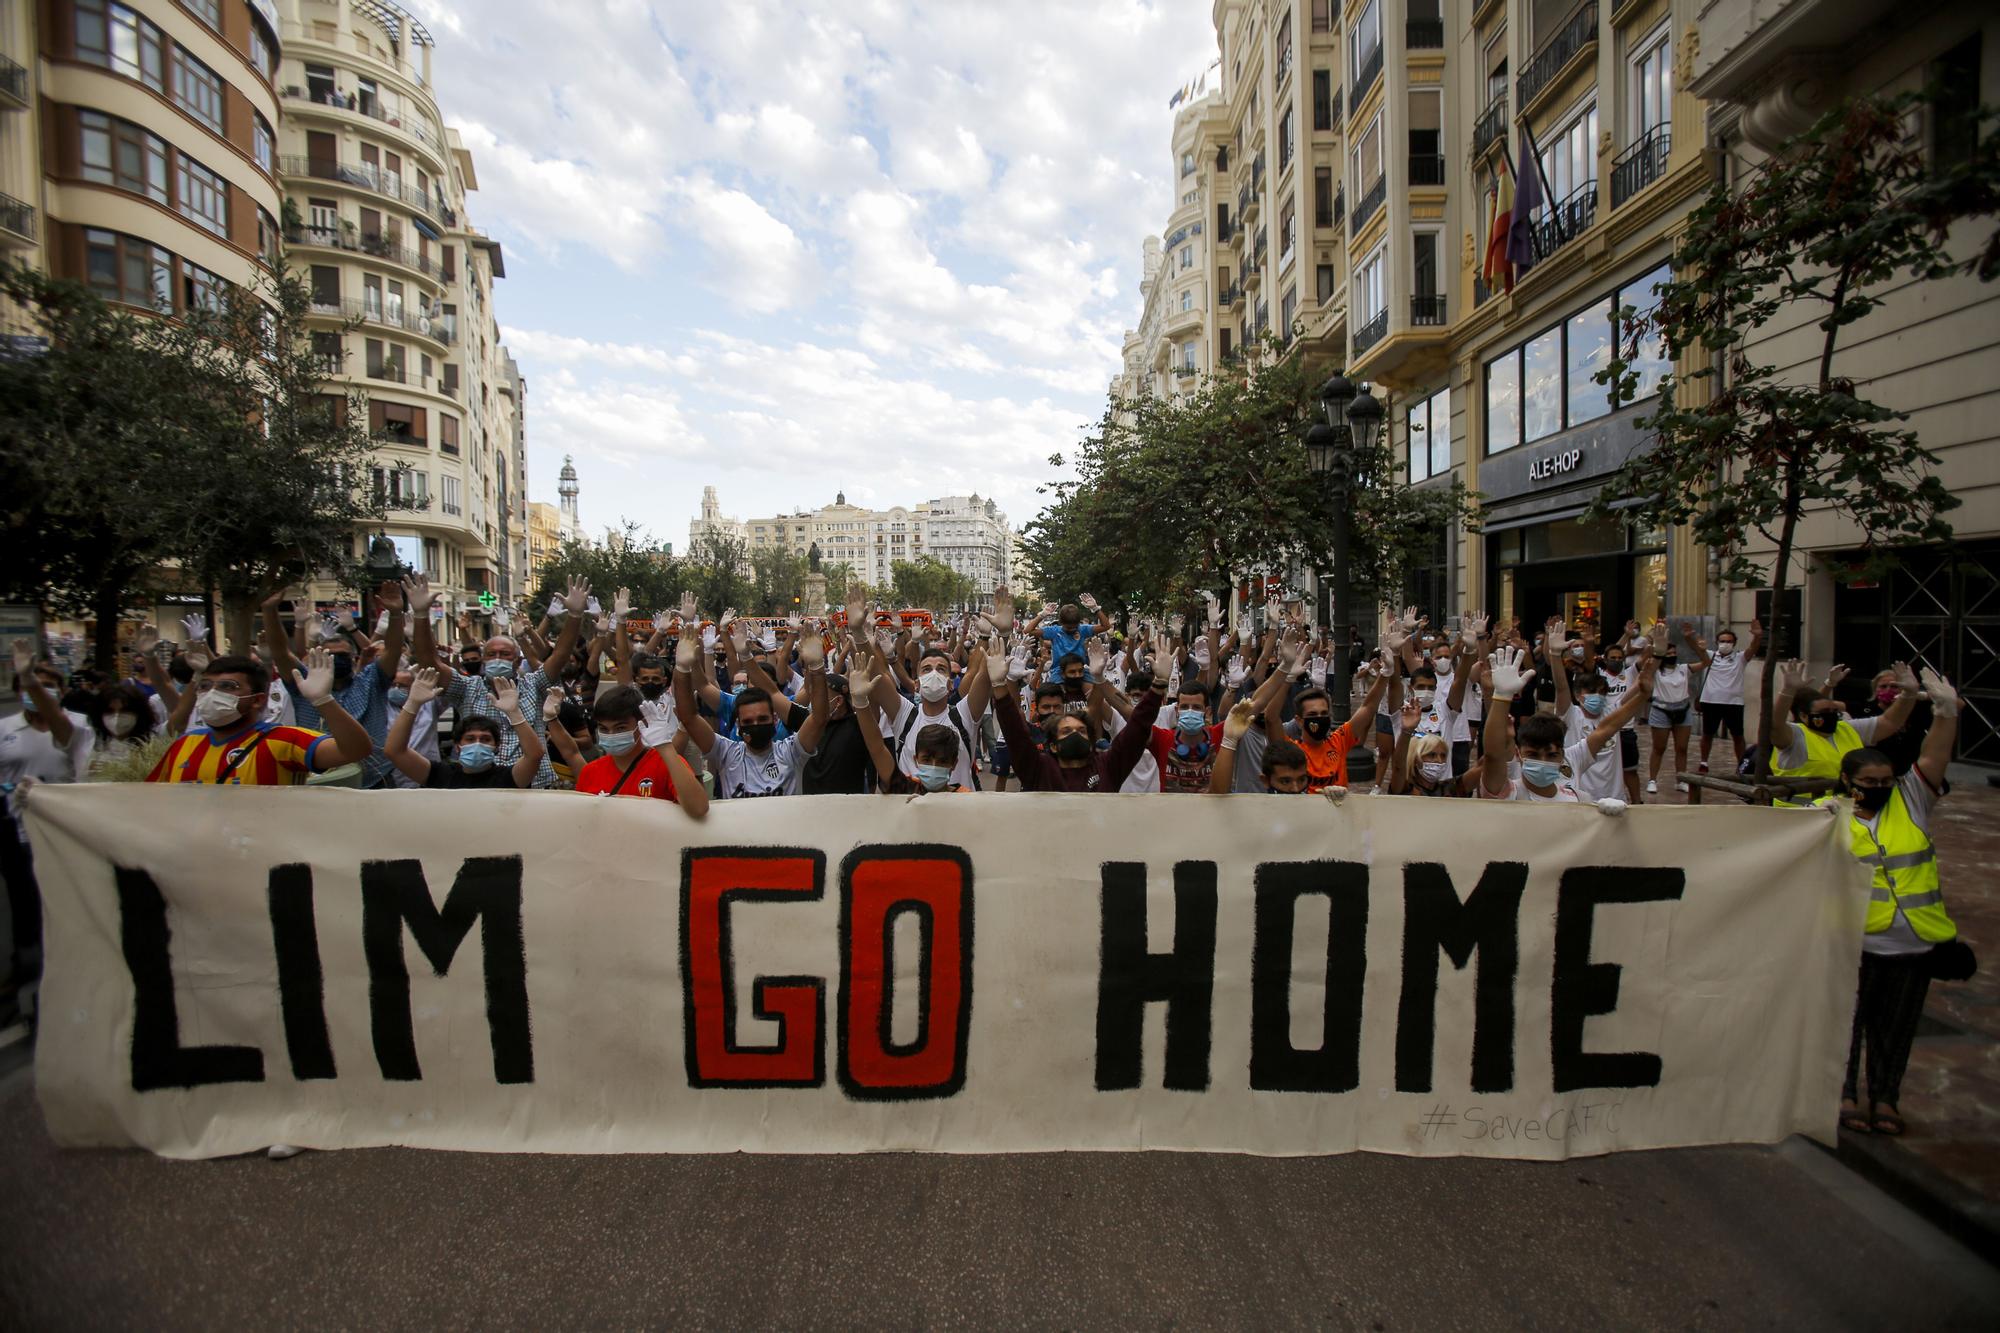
[404,0,1219,551]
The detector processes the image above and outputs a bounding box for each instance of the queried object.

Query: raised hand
[181,611,210,644]
[1891,660,1919,696]
[1384,619,1412,655]
[1920,667,1959,717]
[1079,593,1101,613]
[9,637,34,678]
[1544,617,1569,659]
[1775,658,1810,695]
[1226,655,1250,690]
[1488,645,1535,699]
[1222,700,1256,745]
[407,666,442,709]
[681,592,699,623]
[798,630,825,670]
[1008,639,1032,682]
[1265,597,1282,629]
[1278,636,1306,679]
[541,684,565,721]
[184,644,211,674]
[1648,621,1670,655]
[718,608,737,632]
[1169,612,1186,637]
[1307,655,1328,690]
[133,624,161,656]
[295,645,337,704]
[1087,639,1108,678]
[612,587,633,621]
[490,674,521,715]
[849,657,876,709]
[1203,592,1222,630]
[333,605,357,633]
[639,698,678,746]
[677,616,702,670]
[378,581,406,613]
[728,620,750,655]
[1399,693,1421,728]
[563,577,592,618]
[1460,611,1483,651]
[1824,662,1851,691]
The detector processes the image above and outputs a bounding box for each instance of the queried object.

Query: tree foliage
[889,556,976,612]
[530,523,685,615]
[751,545,809,614]
[1585,90,1997,777]
[1023,342,1474,618]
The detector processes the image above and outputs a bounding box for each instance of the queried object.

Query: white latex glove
[1488,645,1535,700]
[1225,656,1249,690]
[562,577,591,618]
[1203,592,1222,630]
[406,666,441,709]
[677,621,702,673]
[1308,656,1328,690]
[639,698,679,746]
[1221,700,1255,748]
[849,659,875,709]
[1321,785,1348,805]
[1595,798,1629,817]
[180,611,209,644]
[1007,642,1032,682]
[547,595,566,619]
[986,647,1009,687]
[1087,640,1108,678]
[612,587,633,619]
[798,632,825,671]
[1079,593,1101,613]
[542,685,565,721]
[701,626,719,652]
[585,596,604,620]
[295,646,337,706]
[1921,667,1959,718]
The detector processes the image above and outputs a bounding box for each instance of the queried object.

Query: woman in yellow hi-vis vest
[1825,668,1964,1138]
[1768,659,1918,804]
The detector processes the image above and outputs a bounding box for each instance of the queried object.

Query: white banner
[25,786,1866,1160]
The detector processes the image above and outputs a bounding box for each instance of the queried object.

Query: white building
[724,489,1011,608]
[687,485,744,553]
[914,494,1013,607]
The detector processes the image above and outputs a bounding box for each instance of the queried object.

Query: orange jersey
[146,721,330,785]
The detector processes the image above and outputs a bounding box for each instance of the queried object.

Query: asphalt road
[0,1064,1993,1330]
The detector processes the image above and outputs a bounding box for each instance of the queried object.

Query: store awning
[411,216,444,243]
[1480,491,1647,534]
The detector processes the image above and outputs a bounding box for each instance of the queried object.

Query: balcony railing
[310,295,454,346]
[1473,92,1509,160]
[278,156,457,226]
[0,191,33,244]
[1406,19,1445,49]
[1217,217,1234,243]
[1252,153,1265,190]
[1254,230,1268,265]
[1529,179,1599,261]
[1334,184,1345,225]
[1348,44,1383,117]
[1352,308,1389,356]
[1518,3,1598,112]
[0,53,28,107]
[1349,175,1386,234]
[1474,274,1494,306]
[280,87,443,151]
[1610,124,1671,209]
[1219,284,1241,309]
[285,225,445,281]
[1412,294,1447,325]
[1409,153,1446,186]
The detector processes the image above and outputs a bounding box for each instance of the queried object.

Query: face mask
[1419,759,1451,785]
[1715,643,1735,657]
[195,689,246,728]
[483,660,514,679]
[19,693,37,714]
[1662,656,1678,668]
[1302,716,1332,739]
[1413,688,1435,707]
[919,671,950,703]
[1851,784,1893,815]
[1063,677,1085,694]
[1055,732,1093,761]
[1875,688,1898,708]
[1568,645,1585,659]
[732,684,747,696]
[1581,694,1606,716]
[742,721,777,748]
[461,660,482,676]
[598,729,638,755]
[330,655,354,684]
[456,742,497,772]
[916,763,953,792]
[1809,712,1842,734]
[640,681,667,700]
[387,687,410,707]
[1177,708,1207,731]
[1605,658,1625,673]
[1520,758,1565,789]
[105,712,136,737]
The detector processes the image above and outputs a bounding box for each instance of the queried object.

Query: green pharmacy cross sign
[477,592,498,612]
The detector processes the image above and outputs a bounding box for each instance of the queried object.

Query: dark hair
[1265,738,1309,773]
[1573,668,1607,693]
[168,657,194,685]
[90,683,157,744]
[1410,665,1438,688]
[1293,688,1332,712]
[557,700,593,736]
[1058,652,1086,674]
[632,653,667,675]
[1840,747,1894,783]
[202,654,268,692]
[1789,686,1825,721]
[1032,683,1066,706]
[1517,713,1567,751]
[593,684,644,723]
[456,713,504,746]
[914,723,960,764]
[734,686,775,717]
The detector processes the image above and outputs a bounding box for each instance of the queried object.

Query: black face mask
[331,656,354,684]
[639,681,667,700]
[461,660,482,676]
[1055,733,1093,761]
[1063,678,1085,694]
[1605,658,1624,672]
[742,721,777,748]
[1809,712,1842,734]
[1851,784,1893,815]
[1301,716,1332,740]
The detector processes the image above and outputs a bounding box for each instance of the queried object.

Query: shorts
[1701,701,1746,740]
[1648,701,1693,730]
[1376,711,1394,738]
[1619,729,1640,772]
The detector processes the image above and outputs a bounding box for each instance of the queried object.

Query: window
[253,112,275,172]
[440,414,460,454]
[1928,36,1982,169]
[1485,264,1672,454]
[1313,70,1332,132]
[1355,245,1385,321]
[1180,289,1193,312]
[1280,287,1297,337]
[1181,152,1196,177]
[1317,263,1335,304]
[84,228,172,311]
[1631,24,1671,142]
[248,16,276,80]
[182,261,225,312]
[171,47,224,133]
[76,1,164,92]
[372,467,427,508]
[442,475,462,515]
[257,206,279,261]
[309,265,340,307]
[1278,107,1295,172]
[1414,233,1438,298]
[79,111,168,204]
[1180,245,1193,270]
[1538,97,1599,212]
[1485,353,1521,454]
[1565,298,1612,425]
[1617,263,1673,402]
[1353,114,1382,189]
[1276,12,1293,84]
[1314,166,1333,227]
[1408,386,1451,482]
[177,155,229,237]
[178,0,219,28]
[1311,0,1331,32]
[305,63,337,102]
[1349,0,1381,84]
[1522,325,1562,442]
[310,331,342,373]
[1182,342,1198,372]
[371,401,427,444]
[1279,198,1296,266]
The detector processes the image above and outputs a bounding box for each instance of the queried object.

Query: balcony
[280,86,444,153]
[1611,124,1671,209]
[1529,180,1599,262]
[1352,308,1389,356]
[0,53,27,110]
[1242,253,1262,289]
[1517,3,1598,114]
[309,294,454,347]
[1217,217,1235,243]
[279,156,456,226]
[1412,294,1447,325]
[1349,175,1386,234]
[1473,92,1509,160]
[0,191,34,247]
[1409,153,1446,186]
[1219,284,1241,309]
[285,225,446,283]
[1406,20,1445,50]
[1348,44,1383,118]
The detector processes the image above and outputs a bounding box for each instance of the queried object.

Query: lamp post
[361,533,405,632]
[1303,371,1383,729]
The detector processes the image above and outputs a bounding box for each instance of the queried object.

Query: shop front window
[1485,354,1520,454]
[1632,552,1668,626]
[1566,299,1612,425]
[1523,325,1562,442]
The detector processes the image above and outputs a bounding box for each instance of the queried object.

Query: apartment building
[1691,5,1997,763]
[0,0,42,333]
[731,489,1012,608]
[914,494,1013,606]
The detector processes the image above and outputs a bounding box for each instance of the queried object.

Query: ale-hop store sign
[27,787,1864,1160]
[1477,405,1660,507]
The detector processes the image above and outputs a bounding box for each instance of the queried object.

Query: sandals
[1871,1105,1906,1137]
[1839,1100,1872,1134]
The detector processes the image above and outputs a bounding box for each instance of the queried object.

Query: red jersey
[1150,723,1227,793]
[574,747,681,801]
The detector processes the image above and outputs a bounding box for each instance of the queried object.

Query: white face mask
[195,689,248,728]
[919,671,949,703]
[105,712,137,737]
[1419,759,1450,784]
[1413,688,1436,707]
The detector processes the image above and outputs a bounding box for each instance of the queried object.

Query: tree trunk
[1753,470,1804,784]
[91,576,124,676]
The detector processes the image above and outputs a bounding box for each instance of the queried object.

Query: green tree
[1586,91,1997,779]
[751,545,808,614]
[819,560,857,611]
[683,530,753,614]
[1025,343,1474,618]
[890,556,974,611]
[530,522,684,618]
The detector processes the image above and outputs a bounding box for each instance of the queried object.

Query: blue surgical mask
[386,687,410,707]
[598,729,638,755]
[1177,708,1206,731]
[456,742,496,772]
[1520,758,1565,788]
[482,659,515,679]
[916,763,952,791]
[1581,694,1605,716]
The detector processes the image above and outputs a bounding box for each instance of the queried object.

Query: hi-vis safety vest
[1818,788,1956,943]
[1773,717,1864,807]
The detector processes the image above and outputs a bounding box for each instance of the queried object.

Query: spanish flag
[1482,171,1515,294]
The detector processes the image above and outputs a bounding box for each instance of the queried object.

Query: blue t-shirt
[1039,622,1095,680]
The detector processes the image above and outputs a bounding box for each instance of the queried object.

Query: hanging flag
[1506,125,1544,274]
[1483,173,1514,293]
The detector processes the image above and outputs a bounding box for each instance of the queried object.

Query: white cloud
[674,178,816,313]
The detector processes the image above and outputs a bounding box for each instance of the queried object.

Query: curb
[1811,1130,2000,1265]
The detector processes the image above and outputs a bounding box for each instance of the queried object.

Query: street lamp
[361,533,405,631]
[1304,371,1382,736]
